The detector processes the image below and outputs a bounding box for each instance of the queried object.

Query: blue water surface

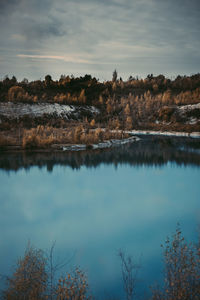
[0,158,199,299]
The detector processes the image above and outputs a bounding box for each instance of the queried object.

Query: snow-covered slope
[177,102,200,113]
[0,102,99,120]
[177,103,200,124]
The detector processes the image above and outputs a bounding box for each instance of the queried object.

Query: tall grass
[21,125,128,149]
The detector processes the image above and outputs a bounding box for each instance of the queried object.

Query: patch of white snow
[0,102,99,120]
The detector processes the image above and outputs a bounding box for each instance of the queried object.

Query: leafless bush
[118,250,140,300]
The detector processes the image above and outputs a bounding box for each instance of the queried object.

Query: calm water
[0,136,200,299]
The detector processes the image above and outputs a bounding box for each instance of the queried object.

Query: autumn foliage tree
[8,86,25,101]
[152,226,200,300]
[4,244,47,300]
[55,268,91,300]
[3,244,91,300]
[8,86,37,102]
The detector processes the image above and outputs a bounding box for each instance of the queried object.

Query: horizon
[1,71,200,83]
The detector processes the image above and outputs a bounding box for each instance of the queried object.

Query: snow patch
[62,136,139,152]
[177,103,200,124]
[188,117,199,125]
[63,144,87,151]
[177,102,200,113]
[127,130,200,138]
[0,102,99,119]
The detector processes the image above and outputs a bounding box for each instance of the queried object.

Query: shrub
[151,225,200,300]
[8,86,36,103]
[90,119,95,127]
[4,244,47,300]
[22,134,40,149]
[22,128,55,149]
[3,244,91,300]
[55,268,91,300]
[8,86,25,102]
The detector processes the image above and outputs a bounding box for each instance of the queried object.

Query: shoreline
[126,130,200,138]
[62,136,140,151]
[0,135,140,152]
[1,130,200,153]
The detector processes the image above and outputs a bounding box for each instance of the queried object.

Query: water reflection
[0,136,200,298]
[0,136,200,172]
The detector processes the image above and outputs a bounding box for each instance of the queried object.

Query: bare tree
[46,241,76,300]
[118,250,140,300]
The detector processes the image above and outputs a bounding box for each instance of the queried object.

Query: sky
[0,0,200,81]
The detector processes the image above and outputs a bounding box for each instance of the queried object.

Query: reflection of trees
[0,136,200,172]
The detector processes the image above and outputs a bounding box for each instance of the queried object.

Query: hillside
[0,72,200,150]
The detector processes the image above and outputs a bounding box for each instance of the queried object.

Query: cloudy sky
[0,0,200,81]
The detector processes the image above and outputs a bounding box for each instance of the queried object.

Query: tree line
[1,73,200,105]
[0,72,200,131]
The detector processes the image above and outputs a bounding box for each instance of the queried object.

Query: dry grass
[0,134,17,147]
[22,125,128,148]
[0,125,129,149]
[22,126,57,149]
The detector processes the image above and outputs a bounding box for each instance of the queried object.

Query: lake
[0,136,200,299]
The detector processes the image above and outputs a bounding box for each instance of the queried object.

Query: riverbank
[0,136,139,152]
[1,126,200,153]
[0,127,139,152]
[126,129,200,138]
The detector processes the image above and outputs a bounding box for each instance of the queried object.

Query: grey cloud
[0,0,199,80]
[0,0,53,14]
[20,16,66,40]
[0,0,18,14]
[0,0,65,48]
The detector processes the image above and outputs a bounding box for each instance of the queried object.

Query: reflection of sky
[0,163,200,298]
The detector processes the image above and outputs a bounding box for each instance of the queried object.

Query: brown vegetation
[151,226,200,300]
[56,268,90,300]
[0,73,200,131]
[3,244,91,300]
[8,86,38,103]
[22,126,127,149]
[0,125,128,150]
[4,244,47,300]
[0,73,199,148]
[2,226,199,299]
[0,135,16,147]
